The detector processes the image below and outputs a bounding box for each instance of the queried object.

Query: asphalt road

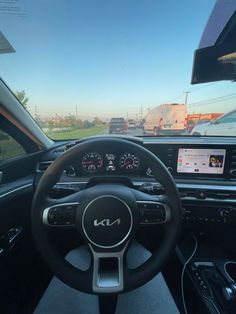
[101,128,145,136]
[100,128,189,136]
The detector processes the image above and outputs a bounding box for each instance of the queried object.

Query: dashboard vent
[36,161,53,172]
[162,147,177,173]
[52,146,65,153]
[229,148,236,178]
[179,187,236,200]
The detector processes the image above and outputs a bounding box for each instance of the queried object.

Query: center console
[145,141,236,180]
[177,233,236,314]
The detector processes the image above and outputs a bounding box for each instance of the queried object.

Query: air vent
[36,161,53,172]
[229,148,236,178]
[179,188,236,200]
[52,147,65,153]
[162,147,177,169]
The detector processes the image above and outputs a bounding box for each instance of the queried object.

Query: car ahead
[127,119,136,129]
[187,119,211,133]
[144,103,187,135]
[136,120,144,128]
[191,109,236,136]
[109,117,127,134]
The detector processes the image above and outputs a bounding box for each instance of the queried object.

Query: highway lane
[100,127,145,136]
[100,128,188,136]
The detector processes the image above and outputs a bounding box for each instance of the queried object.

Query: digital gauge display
[105,153,116,171]
[119,153,140,171]
[81,152,103,173]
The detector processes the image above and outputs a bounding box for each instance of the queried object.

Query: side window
[0,130,25,162]
[219,112,236,124]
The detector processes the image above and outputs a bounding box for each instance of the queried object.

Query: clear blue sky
[0,0,235,119]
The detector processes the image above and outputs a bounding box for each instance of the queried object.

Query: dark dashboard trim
[55,180,236,192]
[0,183,32,199]
[142,136,236,145]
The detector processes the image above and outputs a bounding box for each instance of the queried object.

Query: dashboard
[67,151,145,176]
[62,146,229,179]
[35,136,236,227]
[52,138,235,180]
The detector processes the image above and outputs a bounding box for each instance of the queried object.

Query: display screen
[177,148,226,174]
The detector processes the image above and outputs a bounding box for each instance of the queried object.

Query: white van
[144,103,187,135]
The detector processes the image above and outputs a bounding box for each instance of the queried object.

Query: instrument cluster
[66,151,144,176]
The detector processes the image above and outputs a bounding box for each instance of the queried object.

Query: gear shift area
[188,260,236,313]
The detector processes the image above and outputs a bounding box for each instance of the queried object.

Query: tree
[64,114,77,127]
[15,90,29,108]
[93,116,103,125]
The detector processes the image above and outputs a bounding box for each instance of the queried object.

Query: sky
[0,0,235,120]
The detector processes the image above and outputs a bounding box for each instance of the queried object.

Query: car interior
[1,1,236,313]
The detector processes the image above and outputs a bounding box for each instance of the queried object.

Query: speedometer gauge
[81,152,103,173]
[119,153,140,171]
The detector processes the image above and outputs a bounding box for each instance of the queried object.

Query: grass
[0,138,25,161]
[45,124,107,140]
[0,125,107,162]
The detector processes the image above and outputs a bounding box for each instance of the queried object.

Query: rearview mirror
[192,45,236,84]
[192,2,236,84]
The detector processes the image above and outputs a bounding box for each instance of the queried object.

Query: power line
[188,92,236,108]
[189,92,236,105]
[188,96,236,109]
[189,82,218,92]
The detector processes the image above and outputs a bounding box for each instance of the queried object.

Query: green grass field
[0,138,25,161]
[45,124,107,140]
[0,125,106,162]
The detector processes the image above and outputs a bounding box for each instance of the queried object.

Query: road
[100,128,145,136]
[100,128,189,136]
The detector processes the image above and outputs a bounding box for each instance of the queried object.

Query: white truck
[144,103,187,135]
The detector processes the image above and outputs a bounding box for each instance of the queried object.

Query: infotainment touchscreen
[177,148,226,174]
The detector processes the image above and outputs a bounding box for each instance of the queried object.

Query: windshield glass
[0,0,235,139]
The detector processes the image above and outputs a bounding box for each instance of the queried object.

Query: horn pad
[82,196,133,248]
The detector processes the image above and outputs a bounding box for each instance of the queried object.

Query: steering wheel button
[46,204,77,226]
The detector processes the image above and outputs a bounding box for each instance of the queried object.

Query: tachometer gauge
[119,153,140,171]
[81,152,103,173]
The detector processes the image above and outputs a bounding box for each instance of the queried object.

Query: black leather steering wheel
[31,138,182,294]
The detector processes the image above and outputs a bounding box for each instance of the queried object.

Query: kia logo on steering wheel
[93,218,121,227]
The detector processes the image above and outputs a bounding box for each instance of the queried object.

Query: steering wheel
[31,138,182,294]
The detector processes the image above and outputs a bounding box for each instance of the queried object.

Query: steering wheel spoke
[42,202,79,227]
[41,190,84,228]
[137,200,171,225]
[88,243,128,293]
[132,189,171,225]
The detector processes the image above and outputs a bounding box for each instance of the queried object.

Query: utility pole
[75,105,78,120]
[183,91,190,105]
[140,105,143,120]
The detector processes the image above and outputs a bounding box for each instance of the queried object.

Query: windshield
[0,0,235,139]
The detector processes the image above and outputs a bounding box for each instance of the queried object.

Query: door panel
[0,151,52,313]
